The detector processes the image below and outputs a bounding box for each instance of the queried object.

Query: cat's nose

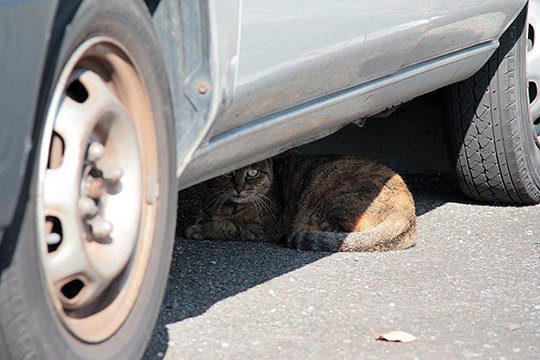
[234,186,243,194]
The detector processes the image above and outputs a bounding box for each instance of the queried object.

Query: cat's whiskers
[259,193,276,214]
[261,201,276,220]
[249,193,275,219]
[207,192,231,214]
[250,195,263,218]
[204,190,228,211]
[258,193,274,204]
[215,192,231,213]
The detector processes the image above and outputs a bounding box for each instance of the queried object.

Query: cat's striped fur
[186,156,416,252]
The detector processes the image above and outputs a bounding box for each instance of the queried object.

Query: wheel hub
[80,142,123,241]
[37,37,159,343]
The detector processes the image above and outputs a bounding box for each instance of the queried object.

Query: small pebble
[506,323,521,331]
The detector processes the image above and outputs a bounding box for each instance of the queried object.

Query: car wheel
[446,4,540,204]
[0,1,176,359]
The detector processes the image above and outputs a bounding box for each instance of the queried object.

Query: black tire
[0,1,176,359]
[446,6,540,205]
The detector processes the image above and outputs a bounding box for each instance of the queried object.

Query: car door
[209,0,434,137]
[409,0,528,64]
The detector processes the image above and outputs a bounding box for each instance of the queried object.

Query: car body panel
[175,0,527,188]
[207,0,435,137]
[408,0,528,64]
[177,40,499,188]
[202,0,526,139]
[0,0,57,232]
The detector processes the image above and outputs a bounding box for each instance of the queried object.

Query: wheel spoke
[43,208,115,309]
[54,71,130,149]
[43,221,108,309]
[78,70,133,129]
[42,175,109,309]
[42,168,79,218]
[45,238,89,285]
[45,246,109,308]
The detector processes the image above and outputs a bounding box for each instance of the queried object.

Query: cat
[185,155,416,252]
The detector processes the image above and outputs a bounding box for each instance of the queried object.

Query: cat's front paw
[185,225,205,240]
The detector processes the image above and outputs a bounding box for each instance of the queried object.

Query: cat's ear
[265,158,273,168]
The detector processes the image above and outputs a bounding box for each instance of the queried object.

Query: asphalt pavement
[144,173,540,359]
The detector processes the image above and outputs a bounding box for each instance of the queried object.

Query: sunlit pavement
[144,174,540,359]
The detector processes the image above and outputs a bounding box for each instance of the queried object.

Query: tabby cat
[185,156,416,252]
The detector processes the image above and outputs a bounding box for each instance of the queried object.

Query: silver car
[0,0,536,359]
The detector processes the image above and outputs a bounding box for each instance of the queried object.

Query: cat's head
[208,159,273,204]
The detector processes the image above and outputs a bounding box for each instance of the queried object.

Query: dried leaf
[375,330,417,343]
[505,323,522,331]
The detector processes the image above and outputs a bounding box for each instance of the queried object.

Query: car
[0,0,537,359]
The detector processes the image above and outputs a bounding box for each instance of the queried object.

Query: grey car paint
[210,0,434,137]
[206,0,526,137]
[0,0,57,232]
[176,0,527,188]
[411,0,527,62]
[177,40,499,189]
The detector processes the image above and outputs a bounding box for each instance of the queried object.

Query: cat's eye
[247,169,259,177]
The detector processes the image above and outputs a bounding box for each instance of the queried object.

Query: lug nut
[87,142,105,162]
[79,197,98,217]
[87,176,105,199]
[46,232,62,245]
[89,217,113,239]
[102,164,123,182]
